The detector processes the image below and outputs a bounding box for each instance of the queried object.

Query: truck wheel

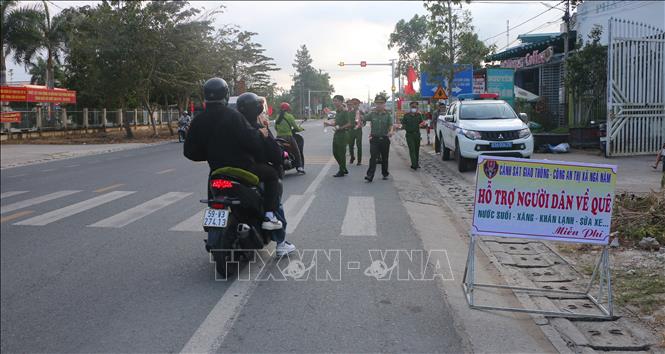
[442,136,451,161]
[456,140,469,173]
[434,133,441,153]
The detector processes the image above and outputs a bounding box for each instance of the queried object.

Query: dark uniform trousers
[348,128,362,163]
[367,136,390,178]
[405,131,421,168]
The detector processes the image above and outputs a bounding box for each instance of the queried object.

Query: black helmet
[203,77,229,105]
[236,92,264,121]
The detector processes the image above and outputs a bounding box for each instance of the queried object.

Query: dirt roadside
[397,132,664,352]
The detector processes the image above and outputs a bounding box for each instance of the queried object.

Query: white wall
[574,1,665,45]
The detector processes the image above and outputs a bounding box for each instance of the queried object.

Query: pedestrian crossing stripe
[3,189,380,236]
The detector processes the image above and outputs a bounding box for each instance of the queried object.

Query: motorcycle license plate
[490,141,512,149]
[202,208,229,228]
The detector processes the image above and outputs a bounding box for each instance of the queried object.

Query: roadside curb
[0,141,174,170]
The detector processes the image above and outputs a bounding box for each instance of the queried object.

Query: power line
[495,16,562,52]
[482,0,565,42]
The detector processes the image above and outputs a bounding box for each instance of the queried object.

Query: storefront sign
[0,86,77,104]
[486,68,515,107]
[473,77,485,94]
[0,111,22,123]
[501,46,554,69]
[472,156,617,245]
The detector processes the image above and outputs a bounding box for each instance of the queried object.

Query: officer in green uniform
[347,98,363,165]
[401,101,424,170]
[362,94,394,182]
[324,95,353,177]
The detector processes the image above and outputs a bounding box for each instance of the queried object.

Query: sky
[6,0,565,101]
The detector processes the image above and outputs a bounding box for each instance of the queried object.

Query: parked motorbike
[200,167,272,278]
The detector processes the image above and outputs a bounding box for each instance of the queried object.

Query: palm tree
[25,1,67,90]
[28,56,63,86]
[1,0,42,84]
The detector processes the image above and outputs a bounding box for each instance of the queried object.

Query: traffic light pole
[338,60,398,121]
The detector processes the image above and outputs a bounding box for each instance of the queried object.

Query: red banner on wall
[0,111,22,123]
[0,85,76,104]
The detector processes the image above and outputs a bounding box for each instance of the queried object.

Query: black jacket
[184,104,263,171]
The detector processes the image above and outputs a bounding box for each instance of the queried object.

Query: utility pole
[563,0,571,126]
[506,20,510,48]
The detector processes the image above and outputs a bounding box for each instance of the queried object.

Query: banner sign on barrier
[472,156,617,245]
[0,86,76,104]
[0,111,22,123]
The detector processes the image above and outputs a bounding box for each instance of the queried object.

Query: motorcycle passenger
[184,78,283,231]
[238,93,296,256]
[275,102,305,174]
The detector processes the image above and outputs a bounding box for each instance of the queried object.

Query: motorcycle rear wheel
[212,231,238,279]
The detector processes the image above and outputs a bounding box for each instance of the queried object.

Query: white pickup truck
[436,97,533,172]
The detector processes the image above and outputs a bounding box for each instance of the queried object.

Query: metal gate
[607,18,665,156]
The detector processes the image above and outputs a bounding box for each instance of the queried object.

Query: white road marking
[341,196,377,236]
[14,191,134,226]
[89,192,191,228]
[179,246,274,354]
[169,210,204,232]
[283,158,334,234]
[284,194,316,234]
[181,159,335,353]
[1,190,81,215]
[0,191,28,199]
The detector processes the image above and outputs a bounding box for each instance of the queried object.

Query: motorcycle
[200,167,272,278]
[177,120,189,143]
[274,134,304,177]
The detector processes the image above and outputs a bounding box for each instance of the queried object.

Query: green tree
[565,25,606,125]
[290,45,334,116]
[388,14,428,76]
[214,26,279,97]
[1,0,42,84]
[28,56,64,85]
[388,1,491,96]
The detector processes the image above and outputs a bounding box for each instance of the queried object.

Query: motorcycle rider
[237,93,296,256]
[275,102,305,174]
[184,78,283,230]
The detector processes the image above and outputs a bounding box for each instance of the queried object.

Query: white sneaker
[276,241,296,257]
[262,216,283,230]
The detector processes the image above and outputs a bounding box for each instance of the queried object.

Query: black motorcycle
[201,167,271,278]
[274,133,304,177]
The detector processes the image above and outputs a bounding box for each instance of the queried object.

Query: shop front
[485,32,576,129]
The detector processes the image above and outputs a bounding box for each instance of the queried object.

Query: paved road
[1,121,467,353]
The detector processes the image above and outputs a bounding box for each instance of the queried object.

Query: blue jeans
[270,204,287,243]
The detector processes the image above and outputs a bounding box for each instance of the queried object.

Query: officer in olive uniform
[401,101,425,170]
[324,95,354,177]
[362,94,394,182]
[347,98,363,165]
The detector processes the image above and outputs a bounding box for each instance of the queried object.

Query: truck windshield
[459,103,517,120]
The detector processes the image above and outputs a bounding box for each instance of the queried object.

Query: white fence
[606,18,665,156]
[2,108,182,132]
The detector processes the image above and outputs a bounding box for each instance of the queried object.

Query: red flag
[404,65,417,96]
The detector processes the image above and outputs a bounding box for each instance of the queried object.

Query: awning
[485,31,576,62]
[514,86,539,102]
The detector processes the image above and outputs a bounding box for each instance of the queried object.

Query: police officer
[184,78,283,230]
[401,101,425,170]
[347,98,363,165]
[324,95,353,177]
[363,94,394,182]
